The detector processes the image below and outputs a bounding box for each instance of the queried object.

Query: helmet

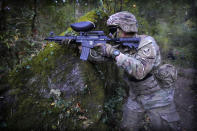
[107,11,138,33]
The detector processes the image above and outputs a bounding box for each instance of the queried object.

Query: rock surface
[174,68,197,130]
[0,9,110,130]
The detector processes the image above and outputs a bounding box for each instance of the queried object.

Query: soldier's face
[108,26,118,38]
[117,28,136,38]
[117,28,125,38]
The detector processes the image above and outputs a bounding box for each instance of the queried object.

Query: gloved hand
[61,39,73,45]
[105,44,116,57]
[96,43,116,57]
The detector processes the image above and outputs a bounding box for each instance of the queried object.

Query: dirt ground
[174,68,197,130]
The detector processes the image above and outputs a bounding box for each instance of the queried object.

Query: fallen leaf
[52,125,57,129]
[79,115,87,120]
[76,102,80,108]
[51,102,55,106]
[67,110,70,114]
[83,120,93,128]
[14,35,18,41]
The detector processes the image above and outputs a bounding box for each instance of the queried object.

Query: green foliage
[99,0,197,67]
[38,4,76,36]
[128,3,152,35]
[9,42,62,87]
[102,87,126,126]
[60,9,108,36]
[1,0,100,74]
[135,0,197,67]
[91,62,127,129]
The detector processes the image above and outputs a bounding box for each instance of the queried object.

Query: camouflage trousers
[121,75,180,131]
[121,96,180,131]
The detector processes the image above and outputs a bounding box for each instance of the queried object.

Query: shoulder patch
[138,36,155,49]
[142,47,151,57]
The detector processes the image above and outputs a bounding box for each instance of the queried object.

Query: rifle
[45,21,140,61]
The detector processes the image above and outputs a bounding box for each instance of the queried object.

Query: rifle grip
[80,47,90,60]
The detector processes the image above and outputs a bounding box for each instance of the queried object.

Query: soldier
[89,11,180,130]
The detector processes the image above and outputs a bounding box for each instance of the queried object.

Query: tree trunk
[31,0,37,38]
[119,0,123,11]
[0,0,6,31]
[74,0,76,18]
[114,0,117,13]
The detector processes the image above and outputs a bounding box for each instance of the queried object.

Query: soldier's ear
[117,28,126,37]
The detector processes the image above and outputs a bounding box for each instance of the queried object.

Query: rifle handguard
[45,21,141,61]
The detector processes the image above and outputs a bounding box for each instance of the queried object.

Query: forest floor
[174,68,197,130]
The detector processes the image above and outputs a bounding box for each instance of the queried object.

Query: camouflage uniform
[90,11,180,130]
[117,35,180,131]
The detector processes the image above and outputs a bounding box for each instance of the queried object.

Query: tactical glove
[97,44,117,58]
[61,39,73,45]
[105,44,115,57]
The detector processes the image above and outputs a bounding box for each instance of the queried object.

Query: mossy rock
[60,9,108,35]
[6,9,109,130]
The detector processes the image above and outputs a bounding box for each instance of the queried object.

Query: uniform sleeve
[115,43,157,80]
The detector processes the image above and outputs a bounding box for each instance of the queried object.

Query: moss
[7,9,109,130]
[31,43,62,75]
[9,62,34,88]
[7,95,61,130]
[60,9,108,36]
[95,63,127,128]
[76,10,99,23]
[8,42,73,88]
[7,40,76,130]
[8,88,22,96]
[79,62,105,123]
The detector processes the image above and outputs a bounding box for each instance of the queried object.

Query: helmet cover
[107,11,138,33]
